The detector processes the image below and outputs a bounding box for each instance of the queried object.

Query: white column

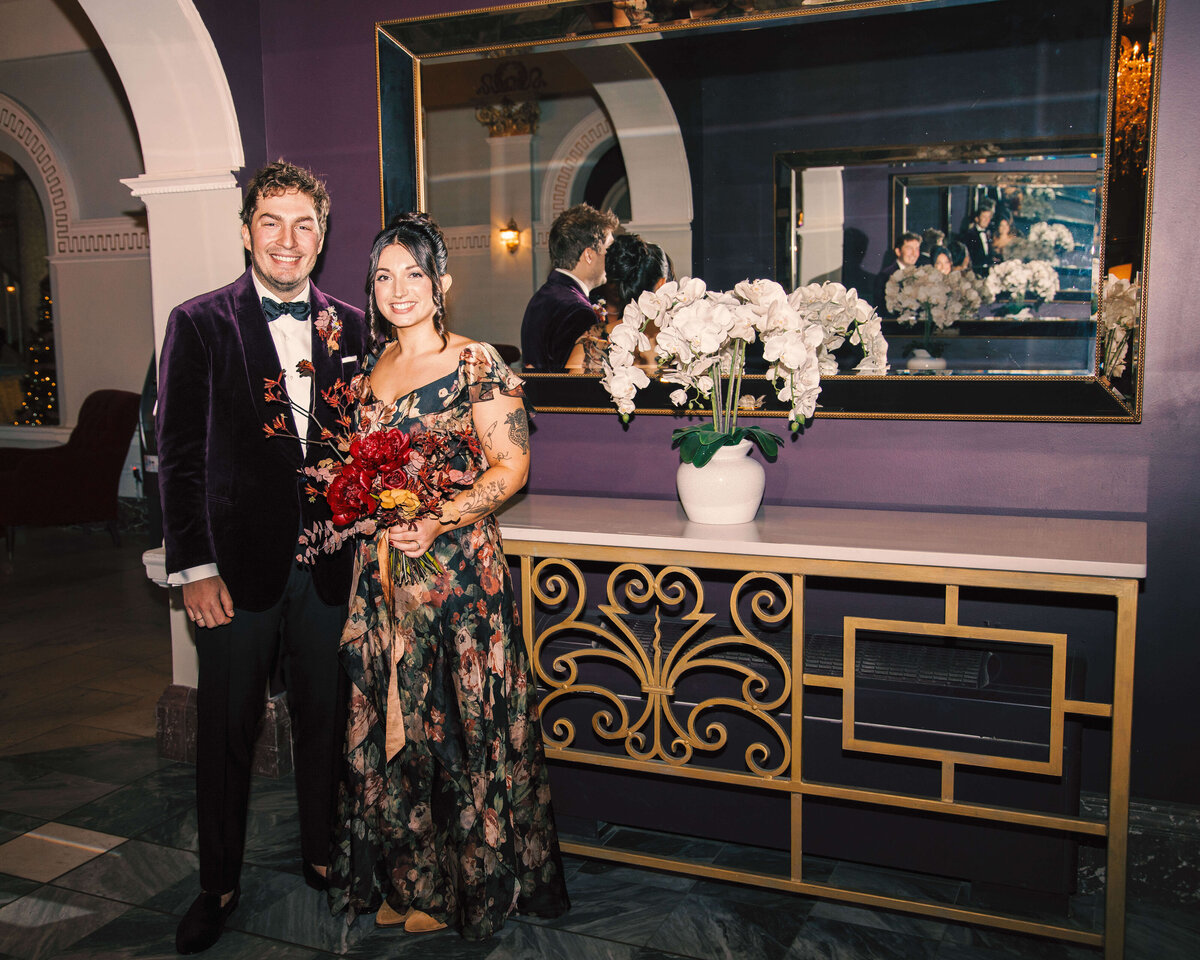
[124,171,246,688]
[797,166,846,286]
[486,134,536,352]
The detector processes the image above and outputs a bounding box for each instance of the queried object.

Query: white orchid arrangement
[884,266,990,355]
[1010,221,1078,264]
[601,276,834,466]
[787,282,889,376]
[1096,273,1140,380]
[987,258,1060,304]
[1026,221,1076,255]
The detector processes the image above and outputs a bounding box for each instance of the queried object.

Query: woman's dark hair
[599,234,672,313]
[949,240,970,269]
[930,244,953,265]
[365,212,450,351]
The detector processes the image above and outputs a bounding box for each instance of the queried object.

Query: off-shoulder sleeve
[459,342,525,404]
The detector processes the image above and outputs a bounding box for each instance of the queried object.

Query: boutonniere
[314,306,342,355]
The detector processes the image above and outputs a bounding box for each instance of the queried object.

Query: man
[520,203,618,371]
[157,161,368,954]
[959,198,995,275]
[875,230,923,316]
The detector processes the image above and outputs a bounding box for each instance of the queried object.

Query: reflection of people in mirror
[519,203,618,371]
[949,240,972,273]
[566,234,672,373]
[958,198,995,275]
[990,215,1019,262]
[876,231,922,316]
[931,245,954,275]
[920,228,945,265]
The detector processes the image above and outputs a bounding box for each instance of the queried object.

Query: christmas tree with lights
[12,285,58,425]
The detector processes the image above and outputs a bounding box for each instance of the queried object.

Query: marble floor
[1,525,1197,960]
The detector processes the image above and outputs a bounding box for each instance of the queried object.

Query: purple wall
[210,0,1199,803]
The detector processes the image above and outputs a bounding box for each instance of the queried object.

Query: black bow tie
[261,297,311,321]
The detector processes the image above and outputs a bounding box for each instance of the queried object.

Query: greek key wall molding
[540,110,614,222]
[0,93,149,261]
[441,225,492,257]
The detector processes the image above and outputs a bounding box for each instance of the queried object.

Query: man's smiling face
[241,188,325,299]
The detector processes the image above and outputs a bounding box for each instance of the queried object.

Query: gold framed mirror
[377,0,1161,421]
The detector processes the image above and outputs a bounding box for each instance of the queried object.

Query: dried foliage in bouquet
[263,364,480,583]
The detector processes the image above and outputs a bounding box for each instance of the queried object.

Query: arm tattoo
[460,479,508,521]
[505,408,530,454]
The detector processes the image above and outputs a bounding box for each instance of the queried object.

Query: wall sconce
[498,218,520,254]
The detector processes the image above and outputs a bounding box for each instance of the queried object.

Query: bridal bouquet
[1096,273,1140,380]
[987,258,1060,304]
[263,364,480,582]
[601,277,828,466]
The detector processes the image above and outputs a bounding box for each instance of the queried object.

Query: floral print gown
[328,342,570,939]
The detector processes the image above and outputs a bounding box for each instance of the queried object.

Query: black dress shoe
[302,861,328,891]
[175,888,239,954]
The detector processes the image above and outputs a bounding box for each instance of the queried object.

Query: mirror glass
[378,0,1160,420]
[777,146,1104,376]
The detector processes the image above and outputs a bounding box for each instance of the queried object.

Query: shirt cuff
[167,563,220,586]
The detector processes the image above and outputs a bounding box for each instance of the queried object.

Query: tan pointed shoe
[403,909,447,934]
[375,900,413,928]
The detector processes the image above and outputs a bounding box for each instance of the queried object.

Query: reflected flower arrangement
[1097,274,1140,381]
[987,259,1060,304]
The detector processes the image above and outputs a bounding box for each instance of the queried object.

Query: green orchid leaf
[745,426,784,460]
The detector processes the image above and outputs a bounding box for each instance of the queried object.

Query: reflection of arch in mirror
[583,145,631,222]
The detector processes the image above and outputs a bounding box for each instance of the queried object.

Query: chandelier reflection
[1114,35,1152,176]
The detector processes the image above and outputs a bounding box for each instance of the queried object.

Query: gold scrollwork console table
[498,494,1145,959]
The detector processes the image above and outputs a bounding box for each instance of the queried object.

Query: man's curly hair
[240,160,330,233]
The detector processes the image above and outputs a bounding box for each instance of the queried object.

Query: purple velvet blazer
[156,269,368,611]
[519,270,598,371]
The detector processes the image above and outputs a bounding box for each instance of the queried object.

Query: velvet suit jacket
[157,269,368,611]
[519,271,597,371]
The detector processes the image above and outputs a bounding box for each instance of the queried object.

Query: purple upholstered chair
[0,389,140,560]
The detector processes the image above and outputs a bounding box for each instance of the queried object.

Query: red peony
[327,465,377,525]
[349,428,411,473]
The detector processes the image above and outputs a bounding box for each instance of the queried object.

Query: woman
[930,244,954,275]
[991,215,1018,261]
[329,213,570,938]
[565,233,671,373]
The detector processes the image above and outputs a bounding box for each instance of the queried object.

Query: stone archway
[73,0,249,689]
[0,92,151,433]
[76,0,247,358]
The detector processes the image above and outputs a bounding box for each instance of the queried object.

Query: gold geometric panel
[530,559,793,777]
[840,617,1068,778]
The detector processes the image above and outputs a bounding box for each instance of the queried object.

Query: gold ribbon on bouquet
[376,530,407,761]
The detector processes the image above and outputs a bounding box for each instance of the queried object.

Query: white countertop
[497,495,1147,579]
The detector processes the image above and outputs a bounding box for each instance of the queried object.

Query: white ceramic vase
[675,439,765,525]
[906,348,947,371]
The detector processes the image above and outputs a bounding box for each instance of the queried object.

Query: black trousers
[194,562,347,894]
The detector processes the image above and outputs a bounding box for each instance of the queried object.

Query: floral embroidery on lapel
[315,305,342,355]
